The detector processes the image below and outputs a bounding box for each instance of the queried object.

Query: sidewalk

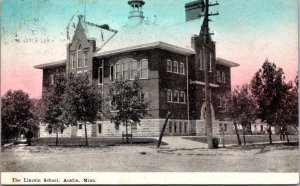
[160,136,207,149]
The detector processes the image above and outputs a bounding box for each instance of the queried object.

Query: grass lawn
[33,137,162,147]
[183,135,299,145]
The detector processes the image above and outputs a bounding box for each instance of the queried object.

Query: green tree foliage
[43,73,67,146]
[278,75,298,139]
[63,73,103,146]
[106,78,149,144]
[219,84,256,145]
[251,59,291,144]
[1,90,33,142]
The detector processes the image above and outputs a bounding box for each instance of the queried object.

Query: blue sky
[1,0,298,98]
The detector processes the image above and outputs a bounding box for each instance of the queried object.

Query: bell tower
[128,0,145,24]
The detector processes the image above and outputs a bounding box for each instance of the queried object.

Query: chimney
[185,0,205,21]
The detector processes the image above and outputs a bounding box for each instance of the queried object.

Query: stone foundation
[195,120,235,136]
[39,119,236,138]
[39,119,166,138]
[39,123,72,138]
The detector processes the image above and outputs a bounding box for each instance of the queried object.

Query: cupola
[128,0,145,24]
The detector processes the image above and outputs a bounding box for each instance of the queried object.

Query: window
[167,59,172,72]
[140,91,149,103]
[140,59,148,79]
[216,70,221,82]
[84,52,88,67]
[179,91,185,103]
[49,75,54,85]
[202,88,211,101]
[224,124,227,132]
[222,72,226,83]
[71,55,76,69]
[184,122,187,133]
[199,50,204,70]
[218,98,223,108]
[98,124,102,134]
[131,60,139,79]
[78,124,83,129]
[209,53,213,72]
[169,122,172,133]
[179,122,182,133]
[173,90,179,102]
[167,90,172,102]
[174,122,177,133]
[219,124,223,133]
[77,44,83,68]
[173,61,178,73]
[110,65,114,81]
[179,63,185,74]
[123,62,129,80]
[99,67,103,85]
[116,63,122,79]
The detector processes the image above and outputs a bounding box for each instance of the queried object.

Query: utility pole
[201,0,219,149]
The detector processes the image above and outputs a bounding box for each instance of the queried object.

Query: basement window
[174,122,177,133]
[98,124,102,134]
[179,122,182,133]
[169,122,172,133]
[184,122,187,133]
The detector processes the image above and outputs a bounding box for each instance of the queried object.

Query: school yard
[1,136,299,172]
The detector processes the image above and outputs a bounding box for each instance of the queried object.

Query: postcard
[1,0,299,184]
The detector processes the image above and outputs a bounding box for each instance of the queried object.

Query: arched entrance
[200,102,215,121]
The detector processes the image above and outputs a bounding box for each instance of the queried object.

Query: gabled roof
[83,21,116,50]
[34,60,66,69]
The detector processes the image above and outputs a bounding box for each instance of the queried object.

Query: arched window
[77,44,83,68]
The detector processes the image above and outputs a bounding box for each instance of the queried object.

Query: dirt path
[2,144,299,172]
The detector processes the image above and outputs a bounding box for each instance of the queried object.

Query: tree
[251,59,291,144]
[277,75,298,142]
[43,73,67,146]
[63,73,103,146]
[219,84,256,145]
[106,78,149,144]
[236,85,256,145]
[1,90,33,142]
